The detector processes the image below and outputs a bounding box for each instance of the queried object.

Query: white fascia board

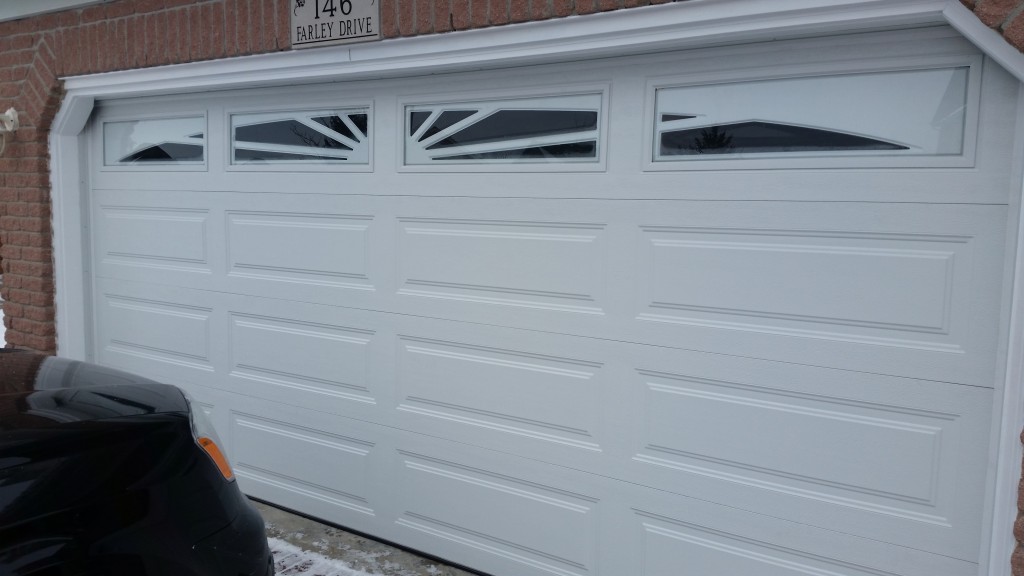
[61,0,953,100]
[945,0,1024,84]
[0,0,106,23]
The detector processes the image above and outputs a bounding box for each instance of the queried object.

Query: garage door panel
[638,226,956,334]
[624,348,992,559]
[228,312,377,404]
[636,368,942,504]
[396,332,607,454]
[231,412,377,517]
[96,204,211,273]
[395,447,600,576]
[396,217,608,315]
[225,210,375,291]
[97,290,217,374]
[627,497,978,576]
[210,392,394,539]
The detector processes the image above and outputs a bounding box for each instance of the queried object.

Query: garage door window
[652,66,971,165]
[405,93,602,165]
[231,109,370,164]
[103,116,205,166]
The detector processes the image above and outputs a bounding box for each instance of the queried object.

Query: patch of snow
[1,307,5,346]
[270,537,379,576]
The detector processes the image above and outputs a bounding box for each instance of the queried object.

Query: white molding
[62,0,953,99]
[49,94,93,360]
[48,1,1024,574]
[0,0,106,23]
[986,86,1024,576]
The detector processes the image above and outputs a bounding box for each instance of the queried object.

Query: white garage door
[85,27,1018,576]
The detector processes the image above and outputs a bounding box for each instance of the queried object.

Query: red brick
[235,0,251,54]
[35,12,65,31]
[598,0,618,12]
[224,0,239,56]
[8,260,49,277]
[106,1,137,19]
[470,0,489,28]
[20,276,54,293]
[58,10,82,28]
[205,2,225,59]
[381,0,400,36]
[529,0,549,21]
[1006,10,1024,50]
[94,22,106,72]
[174,8,189,63]
[274,0,289,49]
[111,18,126,70]
[81,4,108,23]
[9,33,37,51]
[416,0,434,33]
[260,0,278,53]
[490,0,509,24]
[136,0,167,14]
[249,0,265,55]
[15,158,46,173]
[977,0,1021,27]
[189,4,204,60]
[576,0,598,14]
[23,306,53,323]
[18,189,48,204]
[1012,545,1024,576]
[165,0,199,8]
[20,247,52,263]
[435,0,453,33]
[510,0,529,22]
[399,0,416,35]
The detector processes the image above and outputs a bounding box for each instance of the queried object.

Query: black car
[0,349,274,576]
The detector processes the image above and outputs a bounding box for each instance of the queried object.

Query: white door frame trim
[48,1,1024,574]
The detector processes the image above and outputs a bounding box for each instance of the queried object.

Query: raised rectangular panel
[635,370,944,511]
[396,335,603,450]
[226,211,374,290]
[397,218,606,314]
[397,450,597,575]
[98,206,209,271]
[229,313,375,404]
[101,294,212,370]
[638,227,963,350]
[231,412,375,516]
[633,510,969,576]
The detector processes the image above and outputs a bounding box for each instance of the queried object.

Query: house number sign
[291,0,380,49]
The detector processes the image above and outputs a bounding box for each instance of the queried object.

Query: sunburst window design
[405,93,602,165]
[660,122,910,155]
[104,117,206,165]
[653,67,969,162]
[231,109,370,164]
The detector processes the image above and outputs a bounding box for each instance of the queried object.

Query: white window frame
[226,103,375,172]
[397,84,610,173]
[96,110,210,173]
[642,55,983,171]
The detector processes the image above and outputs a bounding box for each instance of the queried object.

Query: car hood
[0,351,188,430]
